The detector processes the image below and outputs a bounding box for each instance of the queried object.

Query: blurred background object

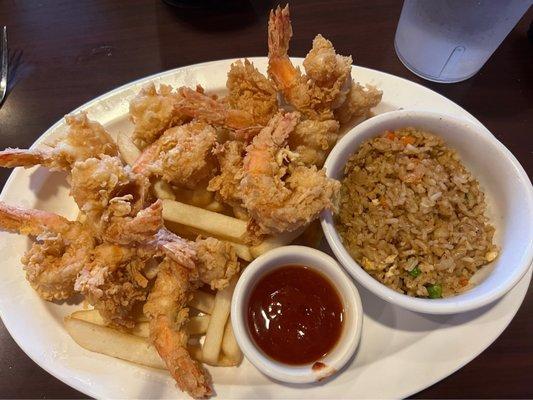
[395,0,532,83]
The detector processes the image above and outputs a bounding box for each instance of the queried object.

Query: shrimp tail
[0,201,71,236]
[176,87,256,131]
[0,148,50,169]
[267,5,300,91]
[176,87,227,124]
[268,5,292,59]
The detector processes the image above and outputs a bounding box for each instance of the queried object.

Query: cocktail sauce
[247,265,344,365]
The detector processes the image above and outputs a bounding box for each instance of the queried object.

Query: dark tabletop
[0,0,532,398]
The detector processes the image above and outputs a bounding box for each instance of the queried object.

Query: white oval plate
[0,58,530,399]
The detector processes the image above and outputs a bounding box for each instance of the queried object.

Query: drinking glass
[395,0,532,83]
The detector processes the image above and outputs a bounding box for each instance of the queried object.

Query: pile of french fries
[65,287,242,368]
[64,133,308,370]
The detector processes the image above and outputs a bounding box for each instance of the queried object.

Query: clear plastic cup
[395,0,532,83]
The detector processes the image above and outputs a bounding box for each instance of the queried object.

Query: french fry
[187,315,210,335]
[66,317,237,371]
[117,133,141,166]
[221,320,243,365]
[189,344,240,367]
[232,205,249,221]
[64,317,166,370]
[70,309,150,338]
[205,200,225,213]
[70,309,106,325]
[184,188,213,208]
[153,180,176,200]
[250,227,305,258]
[164,220,204,240]
[70,309,204,337]
[228,241,253,262]
[166,221,253,262]
[188,290,215,314]
[167,187,214,208]
[202,279,236,365]
[162,199,248,242]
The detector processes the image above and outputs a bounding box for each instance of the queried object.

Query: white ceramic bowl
[321,110,533,314]
[231,245,363,384]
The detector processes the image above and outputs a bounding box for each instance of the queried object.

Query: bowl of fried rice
[321,110,533,314]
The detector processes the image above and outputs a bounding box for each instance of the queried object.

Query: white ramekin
[231,245,363,384]
[321,110,533,314]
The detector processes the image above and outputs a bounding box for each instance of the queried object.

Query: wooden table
[0,1,531,398]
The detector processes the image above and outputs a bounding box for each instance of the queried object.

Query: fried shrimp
[240,113,340,235]
[176,87,261,140]
[334,81,382,124]
[207,140,245,207]
[267,6,360,167]
[132,122,217,188]
[103,200,164,245]
[74,243,153,329]
[0,112,118,171]
[144,240,212,399]
[195,237,240,290]
[0,202,94,301]
[268,7,347,120]
[267,6,314,115]
[302,34,353,107]
[268,5,379,121]
[226,59,278,126]
[289,119,340,167]
[129,83,188,149]
[70,155,158,243]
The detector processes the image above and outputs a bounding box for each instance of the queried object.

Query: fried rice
[336,128,499,298]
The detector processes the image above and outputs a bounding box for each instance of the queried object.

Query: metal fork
[0,26,7,104]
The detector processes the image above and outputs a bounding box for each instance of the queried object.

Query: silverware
[0,26,7,104]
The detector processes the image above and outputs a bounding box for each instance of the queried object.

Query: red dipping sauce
[247,265,344,365]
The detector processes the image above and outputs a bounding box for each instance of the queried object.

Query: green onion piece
[427,284,442,299]
[409,266,421,277]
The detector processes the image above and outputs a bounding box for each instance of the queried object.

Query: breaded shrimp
[0,112,118,171]
[74,243,153,329]
[132,122,217,189]
[195,237,239,290]
[268,6,315,115]
[129,83,188,149]
[226,59,278,126]
[290,119,340,167]
[148,229,241,292]
[144,242,212,399]
[0,202,94,301]
[240,113,340,234]
[207,140,245,207]
[334,81,382,124]
[268,6,345,120]
[268,5,381,124]
[103,200,164,245]
[70,155,157,242]
[302,34,353,108]
[176,87,261,140]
